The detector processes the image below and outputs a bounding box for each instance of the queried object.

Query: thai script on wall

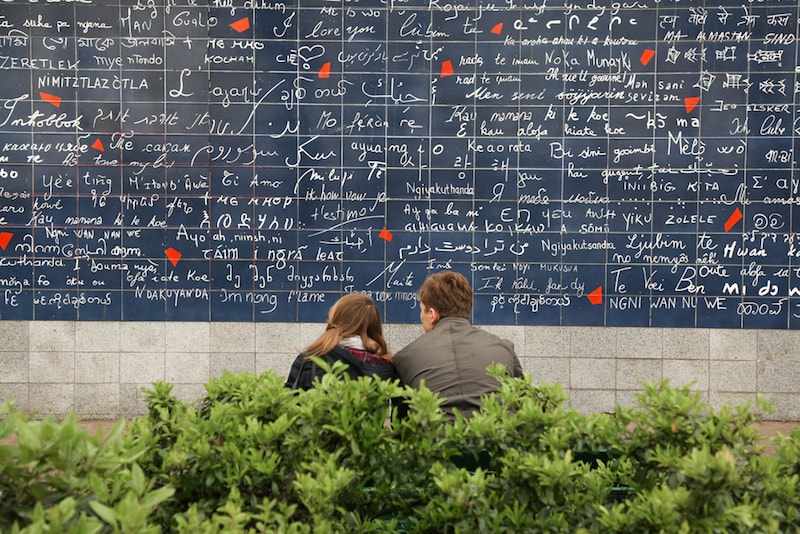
[0,0,798,327]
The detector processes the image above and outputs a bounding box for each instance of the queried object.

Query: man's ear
[429,307,441,325]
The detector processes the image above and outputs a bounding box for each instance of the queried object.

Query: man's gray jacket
[393,316,524,418]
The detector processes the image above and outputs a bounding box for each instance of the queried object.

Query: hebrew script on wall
[0,0,798,327]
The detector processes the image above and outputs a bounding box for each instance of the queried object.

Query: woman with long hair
[285,293,396,390]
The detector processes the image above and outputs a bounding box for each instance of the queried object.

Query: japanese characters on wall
[0,0,798,327]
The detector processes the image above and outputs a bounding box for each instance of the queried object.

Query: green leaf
[140,486,176,510]
[14,421,41,450]
[88,500,118,527]
[130,463,146,496]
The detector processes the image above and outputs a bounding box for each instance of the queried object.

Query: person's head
[418,271,472,332]
[304,293,390,359]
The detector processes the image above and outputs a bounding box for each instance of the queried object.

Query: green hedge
[3,362,800,532]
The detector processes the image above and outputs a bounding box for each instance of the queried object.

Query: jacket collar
[433,316,471,328]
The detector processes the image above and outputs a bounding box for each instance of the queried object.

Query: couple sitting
[286,271,523,419]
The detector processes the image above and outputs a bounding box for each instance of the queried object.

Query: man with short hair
[393,271,524,418]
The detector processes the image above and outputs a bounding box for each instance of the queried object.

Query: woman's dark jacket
[285,346,397,390]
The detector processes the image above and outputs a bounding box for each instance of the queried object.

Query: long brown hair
[302,293,391,361]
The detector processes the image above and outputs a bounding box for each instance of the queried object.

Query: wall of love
[0,0,798,327]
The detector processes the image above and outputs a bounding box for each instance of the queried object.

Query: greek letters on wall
[0,0,798,327]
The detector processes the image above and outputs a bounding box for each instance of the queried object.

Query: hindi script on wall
[0,0,798,327]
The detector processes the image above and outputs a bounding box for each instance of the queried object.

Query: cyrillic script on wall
[0,0,797,327]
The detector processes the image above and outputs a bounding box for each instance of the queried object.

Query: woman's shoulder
[336,346,391,366]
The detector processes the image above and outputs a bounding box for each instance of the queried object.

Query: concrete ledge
[0,322,794,420]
